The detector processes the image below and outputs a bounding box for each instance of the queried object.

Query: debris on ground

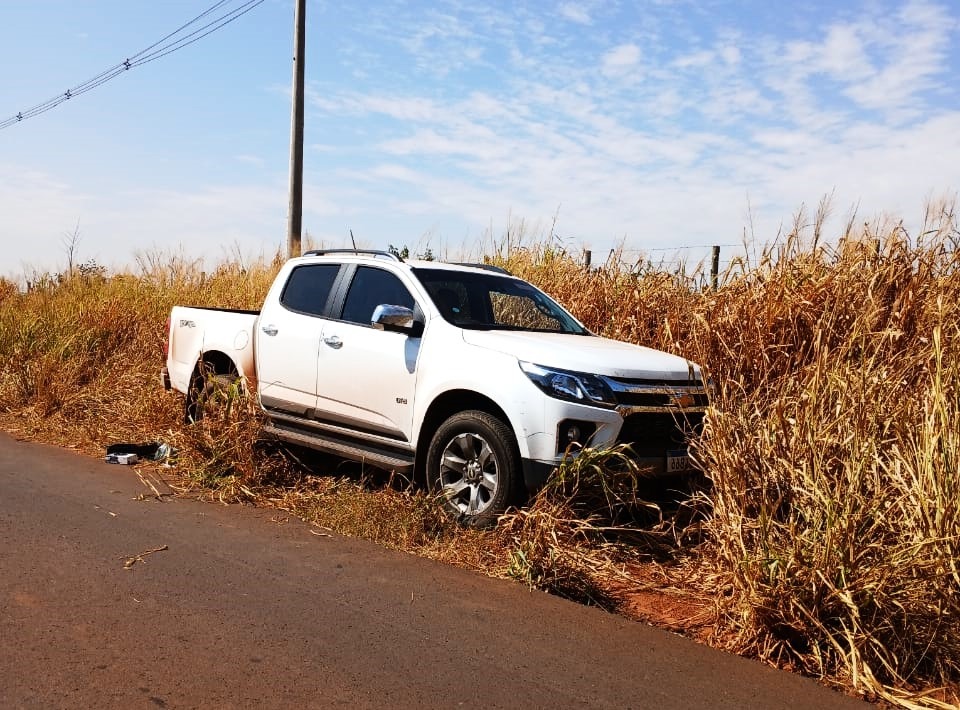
[121,545,168,569]
[105,442,177,465]
[133,470,174,502]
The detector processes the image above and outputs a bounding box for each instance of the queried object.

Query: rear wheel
[185,364,240,423]
[426,410,520,527]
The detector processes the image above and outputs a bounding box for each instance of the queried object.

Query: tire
[426,410,520,527]
[185,365,240,424]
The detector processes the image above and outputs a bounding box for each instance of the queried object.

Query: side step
[263,422,415,474]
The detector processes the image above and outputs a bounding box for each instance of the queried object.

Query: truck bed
[165,305,259,395]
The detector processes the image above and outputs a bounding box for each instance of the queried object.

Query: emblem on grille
[668,393,696,408]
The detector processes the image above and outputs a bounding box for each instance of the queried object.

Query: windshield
[412,267,589,334]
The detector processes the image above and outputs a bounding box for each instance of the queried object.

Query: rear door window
[280,264,341,317]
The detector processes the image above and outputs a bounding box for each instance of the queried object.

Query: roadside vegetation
[2,200,959,707]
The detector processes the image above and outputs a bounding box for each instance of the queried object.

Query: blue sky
[1,0,958,277]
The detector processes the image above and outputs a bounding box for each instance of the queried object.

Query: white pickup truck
[162,249,708,526]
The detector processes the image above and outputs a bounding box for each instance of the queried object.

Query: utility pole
[286,0,306,259]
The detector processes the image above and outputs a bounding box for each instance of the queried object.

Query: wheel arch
[184,350,245,423]
[414,389,518,484]
[190,350,242,383]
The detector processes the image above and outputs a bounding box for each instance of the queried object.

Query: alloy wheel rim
[439,432,499,515]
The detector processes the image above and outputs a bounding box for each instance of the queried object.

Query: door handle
[323,335,343,349]
[261,324,279,337]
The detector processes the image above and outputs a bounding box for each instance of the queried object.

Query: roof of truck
[298,249,512,275]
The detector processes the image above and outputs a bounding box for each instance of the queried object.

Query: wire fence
[579,243,752,290]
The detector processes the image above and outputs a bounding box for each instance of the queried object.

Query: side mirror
[371,304,423,336]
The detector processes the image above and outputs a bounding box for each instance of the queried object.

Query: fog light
[565,424,582,443]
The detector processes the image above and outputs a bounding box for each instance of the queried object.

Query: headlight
[519,361,617,408]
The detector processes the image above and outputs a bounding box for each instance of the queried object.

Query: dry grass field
[3,201,959,707]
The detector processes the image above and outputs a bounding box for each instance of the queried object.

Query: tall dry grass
[690,216,960,706]
[2,202,960,706]
[501,203,960,704]
[0,253,279,450]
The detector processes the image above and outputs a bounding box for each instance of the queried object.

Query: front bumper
[521,458,558,491]
[518,383,707,492]
[521,446,699,492]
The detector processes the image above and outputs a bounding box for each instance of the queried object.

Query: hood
[461,330,701,381]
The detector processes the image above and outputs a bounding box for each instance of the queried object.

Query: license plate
[666,449,692,473]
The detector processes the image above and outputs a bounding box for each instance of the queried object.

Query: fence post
[583,249,591,269]
[711,245,720,290]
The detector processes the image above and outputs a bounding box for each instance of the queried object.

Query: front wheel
[426,410,521,527]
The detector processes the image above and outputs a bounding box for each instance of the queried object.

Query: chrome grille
[602,377,708,412]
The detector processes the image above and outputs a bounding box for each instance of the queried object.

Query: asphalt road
[0,433,868,709]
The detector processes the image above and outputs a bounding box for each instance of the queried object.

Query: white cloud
[673,49,713,69]
[558,2,592,25]
[719,45,741,66]
[380,129,497,160]
[818,24,872,79]
[844,4,952,116]
[602,43,642,76]
[767,0,955,122]
[315,94,443,123]
[299,57,959,263]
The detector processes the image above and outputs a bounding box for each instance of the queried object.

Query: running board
[263,422,415,474]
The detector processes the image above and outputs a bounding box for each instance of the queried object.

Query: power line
[0,0,264,131]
